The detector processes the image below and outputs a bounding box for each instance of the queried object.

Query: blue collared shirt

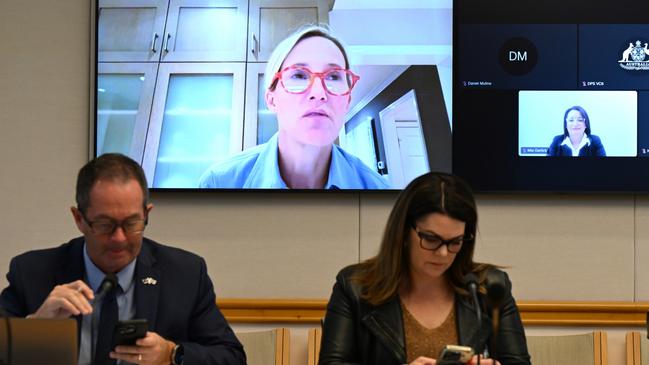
[78,244,137,365]
[199,133,391,189]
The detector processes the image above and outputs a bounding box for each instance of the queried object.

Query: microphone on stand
[464,273,482,365]
[94,274,118,305]
[91,274,118,365]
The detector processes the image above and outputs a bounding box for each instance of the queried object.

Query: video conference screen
[94,1,452,191]
[453,0,649,192]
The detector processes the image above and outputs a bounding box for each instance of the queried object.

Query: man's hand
[30,280,94,318]
[110,331,175,365]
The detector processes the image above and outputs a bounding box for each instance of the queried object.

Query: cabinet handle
[163,33,171,53]
[251,33,258,57]
[150,32,159,53]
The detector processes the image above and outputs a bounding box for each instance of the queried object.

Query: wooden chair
[626,331,649,365]
[307,327,322,365]
[526,331,608,365]
[236,328,290,365]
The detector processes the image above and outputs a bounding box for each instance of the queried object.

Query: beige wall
[1,1,647,364]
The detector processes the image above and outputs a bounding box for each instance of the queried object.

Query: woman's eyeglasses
[272,65,360,96]
[414,227,473,253]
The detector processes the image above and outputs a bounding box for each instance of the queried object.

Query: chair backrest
[307,327,322,365]
[236,328,290,365]
[625,331,649,365]
[527,331,608,365]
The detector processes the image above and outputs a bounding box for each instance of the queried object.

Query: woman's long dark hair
[352,172,494,306]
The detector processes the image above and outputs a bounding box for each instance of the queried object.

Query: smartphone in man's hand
[112,319,148,347]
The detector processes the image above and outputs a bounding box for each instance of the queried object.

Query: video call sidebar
[453,0,649,192]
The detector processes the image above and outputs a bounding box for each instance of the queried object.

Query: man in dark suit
[0,153,245,365]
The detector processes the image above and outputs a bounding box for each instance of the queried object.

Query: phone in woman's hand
[438,344,475,364]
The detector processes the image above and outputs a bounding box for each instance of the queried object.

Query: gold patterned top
[401,300,459,363]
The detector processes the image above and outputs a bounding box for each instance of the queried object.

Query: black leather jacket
[319,266,531,365]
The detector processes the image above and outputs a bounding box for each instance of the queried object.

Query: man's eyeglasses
[81,213,147,236]
[414,227,473,253]
[272,65,360,96]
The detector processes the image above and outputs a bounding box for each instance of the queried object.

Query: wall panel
[477,195,634,300]
[147,193,359,298]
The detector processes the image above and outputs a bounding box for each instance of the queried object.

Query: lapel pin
[142,277,157,285]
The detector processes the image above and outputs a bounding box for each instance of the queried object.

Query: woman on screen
[198,25,389,189]
[547,106,606,157]
[319,172,530,365]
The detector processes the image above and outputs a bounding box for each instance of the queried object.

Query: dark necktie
[94,284,118,365]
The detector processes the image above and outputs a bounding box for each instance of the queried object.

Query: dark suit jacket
[0,237,246,365]
[319,266,530,365]
[547,134,606,156]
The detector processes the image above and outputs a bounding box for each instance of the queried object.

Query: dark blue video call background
[579,24,649,90]
[453,0,649,192]
[458,24,576,90]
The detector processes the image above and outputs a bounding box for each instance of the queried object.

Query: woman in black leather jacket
[319,172,530,365]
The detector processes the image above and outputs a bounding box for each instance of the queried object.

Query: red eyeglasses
[272,65,360,96]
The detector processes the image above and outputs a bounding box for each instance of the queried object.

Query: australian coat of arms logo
[619,40,649,70]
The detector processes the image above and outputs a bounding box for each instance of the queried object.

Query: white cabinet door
[161,0,248,62]
[98,0,169,62]
[248,0,330,62]
[142,63,246,188]
[96,63,159,161]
